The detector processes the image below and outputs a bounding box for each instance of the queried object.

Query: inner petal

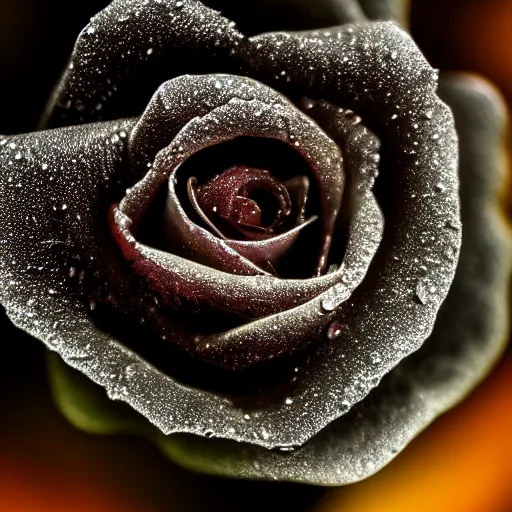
[191,165,292,239]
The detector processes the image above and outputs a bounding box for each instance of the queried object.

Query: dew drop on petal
[327,321,343,340]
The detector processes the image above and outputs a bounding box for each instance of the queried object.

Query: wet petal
[44,0,244,127]
[224,216,318,272]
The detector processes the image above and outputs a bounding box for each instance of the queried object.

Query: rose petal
[224,217,318,272]
[187,174,306,242]
[44,0,244,127]
[44,0,409,131]
[120,74,344,276]
[192,167,291,235]
[48,72,512,485]
[283,176,310,224]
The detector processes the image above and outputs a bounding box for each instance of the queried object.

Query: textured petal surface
[49,72,512,485]
[44,0,410,131]
[44,0,244,127]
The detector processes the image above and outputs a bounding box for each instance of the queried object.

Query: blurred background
[0,0,511,511]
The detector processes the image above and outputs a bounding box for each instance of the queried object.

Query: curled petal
[44,0,244,127]
[224,216,318,272]
[119,74,344,276]
[192,167,292,235]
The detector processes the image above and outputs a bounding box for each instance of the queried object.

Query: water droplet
[414,281,428,305]
[370,351,382,364]
[445,219,461,231]
[301,98,315,110]
[327,321,343,340]
[445,246,458,262]
[124,364,136,379]
[321,284,349,312]
[321,297,336,312]
[285,397,293,405]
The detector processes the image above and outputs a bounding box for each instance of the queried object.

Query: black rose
[1,0,511,485]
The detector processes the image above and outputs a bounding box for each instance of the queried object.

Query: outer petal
[43,0,411,131]
[49,73,512,484]
[44,0,244,127]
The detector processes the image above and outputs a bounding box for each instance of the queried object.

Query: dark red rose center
[187,165,309,243]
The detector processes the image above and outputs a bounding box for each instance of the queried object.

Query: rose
[1,0,511,485]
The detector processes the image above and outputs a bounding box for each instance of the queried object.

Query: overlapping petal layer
[0,0,463,458]
[49,72,512,485]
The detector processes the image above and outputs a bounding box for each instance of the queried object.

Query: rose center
[188,165,292,240]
